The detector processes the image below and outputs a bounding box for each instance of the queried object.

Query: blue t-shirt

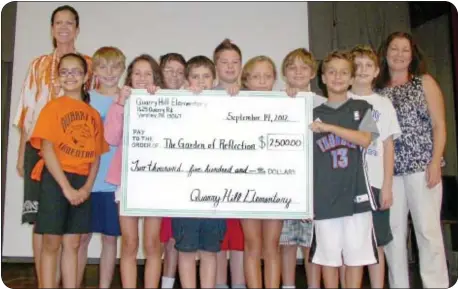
[89,90,117,193]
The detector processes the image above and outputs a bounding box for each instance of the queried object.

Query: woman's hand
[425,160,442,189]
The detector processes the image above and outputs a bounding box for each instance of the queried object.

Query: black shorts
[372,187,393,247]
[22,142,41,224]
[34,168,91,235]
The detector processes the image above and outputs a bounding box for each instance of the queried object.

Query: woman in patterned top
[376,32,448,288]
[14,5,93,287]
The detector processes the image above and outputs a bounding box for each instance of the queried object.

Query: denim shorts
[172,217,226,253]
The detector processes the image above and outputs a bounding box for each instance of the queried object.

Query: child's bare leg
[61,234,81,288]
[33,231,43,287]
[240,219,262,288]
[229,251,246,287]
[40,234,62,288]
[261,219,283,288]
[368,247,385,288]
[322,266,339,289]
[281,244,298,287]
[200,251,217,288]
[143,217,163,288]
[339,265,346,288]
[162,239,178,288]
[302,247,321,288]
[178,251,197,288]
[99,234,118,288]
[76,233,91,287]
[119,215,139,288]
[344,266,364,288]
[216,250,228,286]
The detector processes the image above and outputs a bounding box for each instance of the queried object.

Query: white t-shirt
[348,91,402,189]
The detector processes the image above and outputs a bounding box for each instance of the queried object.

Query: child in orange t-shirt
[29,53,109,288]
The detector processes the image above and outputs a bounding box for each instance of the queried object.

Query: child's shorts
[279,219,313,247]
[35,169,91,235]
[372,187,393,247]
[161,217,173,243]
[90,192,121,236]
[221,219,244,251]
[310,212,378,267]
[172,217,226,253]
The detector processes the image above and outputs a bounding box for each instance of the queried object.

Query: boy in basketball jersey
[337,45,401,288]
[309,51,379,288]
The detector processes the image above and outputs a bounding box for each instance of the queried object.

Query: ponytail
[81,86,90,103]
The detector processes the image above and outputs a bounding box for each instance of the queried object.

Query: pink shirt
[104,103,124,186]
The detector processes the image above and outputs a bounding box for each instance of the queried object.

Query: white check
[120,89,314,219]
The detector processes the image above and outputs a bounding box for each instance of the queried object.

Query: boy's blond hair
[350,45,379,67]
[282,48,317,76]
[241,55,277,88]
[92,46,126,70]
[321,50,356,77]
[185,55,216,80]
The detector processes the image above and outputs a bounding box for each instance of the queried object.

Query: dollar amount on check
[120,89,314,219]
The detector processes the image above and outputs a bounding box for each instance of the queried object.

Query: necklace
[49,50,60,100]
[49,47,77,99]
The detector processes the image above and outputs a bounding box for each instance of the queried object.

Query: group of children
[25,37,401,289]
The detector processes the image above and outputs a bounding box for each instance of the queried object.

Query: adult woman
[376,31,448,288]
[14,5,93,287]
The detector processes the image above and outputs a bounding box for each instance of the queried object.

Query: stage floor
[3,262,455,288]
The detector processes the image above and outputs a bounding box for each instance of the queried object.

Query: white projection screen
[3,1,309,261]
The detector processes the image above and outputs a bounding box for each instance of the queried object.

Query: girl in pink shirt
[104,54,162,288]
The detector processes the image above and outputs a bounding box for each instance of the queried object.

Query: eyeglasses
[163,69,185,77]
[59,69,85,77]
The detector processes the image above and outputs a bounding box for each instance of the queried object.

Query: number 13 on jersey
[331,148,348,169]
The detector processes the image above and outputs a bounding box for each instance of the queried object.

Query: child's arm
[310,122,372,148]
[77,157,100,204]
[380,135,394,210]
[310,108,379,148]
[104,103,125,146]
[104,86,132,145]
[42,139,79,205]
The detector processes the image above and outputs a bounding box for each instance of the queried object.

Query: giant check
[120,89,314,219]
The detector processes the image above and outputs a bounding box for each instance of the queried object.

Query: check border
[120,89,314,219]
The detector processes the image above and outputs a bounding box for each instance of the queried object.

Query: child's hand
[285,87,300,98]
[309,121,330,133]
[62,186,80,206]
[74,187,91,206]
[188,85,203,95]
[117,85,132,106]
[226,84,240,96]
[147,84,160,95]
[379,185,393,210]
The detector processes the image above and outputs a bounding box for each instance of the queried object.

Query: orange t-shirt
[29,96,109,181]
